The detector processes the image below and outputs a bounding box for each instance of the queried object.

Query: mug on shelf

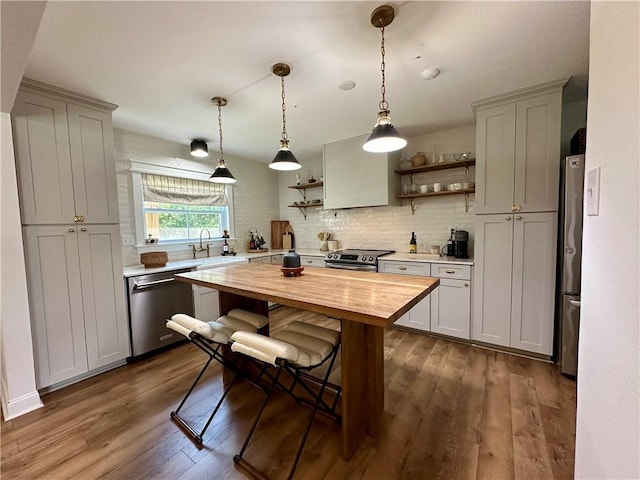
[419,184,429,193]
[432,182,443,192]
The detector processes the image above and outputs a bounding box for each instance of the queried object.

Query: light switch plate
[586,166,600,216]
[122,235,135,246]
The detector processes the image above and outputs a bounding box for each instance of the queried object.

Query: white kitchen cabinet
[473,212,557,355]
[22,224,129,388]
[299,255,324,268]
[472,79,565,215]
[12,79,119,225]
[430,264,472,340]
[323,133,400,210]
[193,285,219,322]
[379,260,431,331]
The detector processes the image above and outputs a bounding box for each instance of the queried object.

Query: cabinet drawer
[379,260,430,277]
[300,255,325,267]
[431,263,471,280]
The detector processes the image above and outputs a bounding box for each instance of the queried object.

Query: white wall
[0,113,43,419]
[114,129,280,265]
[574,2,640,479]
[278,125,477,254]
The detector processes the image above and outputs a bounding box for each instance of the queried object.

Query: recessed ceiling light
[420,67,441,80]
[338,80,356,91]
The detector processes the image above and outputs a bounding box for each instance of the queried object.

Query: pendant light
[269,63,301,171]
[209,97,236,184]
[190,139,208,157]
[362,5,407,153]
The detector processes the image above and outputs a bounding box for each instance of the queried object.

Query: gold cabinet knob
[80,227,87,232]
[73,215,85,223]
[516,215,522,220]
[68,228,75,233]
[506,216,512,221]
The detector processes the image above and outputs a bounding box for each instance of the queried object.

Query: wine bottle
[249,231,256,250]
[409,232,417,254]
[222,238,229,254]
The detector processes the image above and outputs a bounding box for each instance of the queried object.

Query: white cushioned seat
[272,330,332,367]
[231,331,300,366]
[227,309,269,329]
[283,321,340,347]
[217,315,261,334]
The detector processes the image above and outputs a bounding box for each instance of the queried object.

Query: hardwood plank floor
[1,306,576,479]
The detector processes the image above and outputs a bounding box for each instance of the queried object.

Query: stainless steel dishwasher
[127,268,194,357]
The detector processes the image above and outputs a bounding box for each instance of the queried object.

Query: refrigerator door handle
[569,299,581,308]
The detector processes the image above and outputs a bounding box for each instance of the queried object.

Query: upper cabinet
[12,78,119,225]
[472,79,566,214]
[323,133,400,210]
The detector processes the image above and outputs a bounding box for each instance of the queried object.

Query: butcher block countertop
[176,263,439,328]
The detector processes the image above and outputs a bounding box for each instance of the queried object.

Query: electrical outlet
[122,235,135,246]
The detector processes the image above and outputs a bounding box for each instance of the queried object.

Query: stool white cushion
[272,331,332,367]
[227,309,269,329]
[284,321,340,347]
[166,319,193,339]
[231,331,300,367]
[218,315,261,334]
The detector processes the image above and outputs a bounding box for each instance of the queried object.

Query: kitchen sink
[196,256,248,270]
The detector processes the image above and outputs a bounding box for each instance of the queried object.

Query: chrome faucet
[188,229,212,258]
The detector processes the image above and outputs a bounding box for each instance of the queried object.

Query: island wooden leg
[340,318,384,460]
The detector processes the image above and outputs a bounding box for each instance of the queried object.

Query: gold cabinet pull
[445,269,455,274]
[399,266,407,270]
[73,215,85,223]
[506,216,512,220]
[464,283,469,287]
[68,228,75,233]
[80,227,87,232]
[511,204,521,212]
[516,215,522,220]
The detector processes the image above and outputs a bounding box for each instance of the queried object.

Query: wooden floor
[1,306,576,479]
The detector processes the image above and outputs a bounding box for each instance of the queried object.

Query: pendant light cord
[217,102,225,160]
[280,75,288,142]
[379,24,388,112]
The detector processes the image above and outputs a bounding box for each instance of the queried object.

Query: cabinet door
[12,92,76,224]
[514,92,562,213]
[67,104,119,223]
[22,226,88,388]
[394,296,430,331]
[193,285,220,322]
[510,212,557,354]
[475,103,516,214]
[431,278,471,339]
[77,224,130,369]
[472,215,514,346]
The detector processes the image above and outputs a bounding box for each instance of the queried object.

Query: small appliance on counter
[442,229,469,258]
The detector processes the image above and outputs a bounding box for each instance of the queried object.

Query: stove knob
[369,256,374,261]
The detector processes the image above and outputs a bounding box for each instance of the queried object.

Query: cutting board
[270,220,290,249]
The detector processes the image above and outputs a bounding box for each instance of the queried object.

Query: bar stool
[230,320,341,480]
[166,309,268,445]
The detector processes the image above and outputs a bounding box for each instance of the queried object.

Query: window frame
[130,160,235,248]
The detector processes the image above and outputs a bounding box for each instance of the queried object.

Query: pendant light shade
[190,139,209,157]
[363,5,406,153]
[269,63,301,171]
[362,111,407,153]
[209,97,236,184]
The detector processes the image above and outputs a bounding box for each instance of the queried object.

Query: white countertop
[123,249,326,277]
[381,253,474,265]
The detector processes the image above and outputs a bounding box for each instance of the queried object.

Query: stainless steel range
[324,249,395,272]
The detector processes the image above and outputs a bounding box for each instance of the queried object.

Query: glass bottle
[409,232,417,254]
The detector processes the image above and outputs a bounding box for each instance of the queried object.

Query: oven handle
[325,262,377,272]
[132,277,175,290]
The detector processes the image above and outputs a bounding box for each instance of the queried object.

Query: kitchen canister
[411,152,427,167]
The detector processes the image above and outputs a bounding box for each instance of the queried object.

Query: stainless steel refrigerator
[558,154,585,376]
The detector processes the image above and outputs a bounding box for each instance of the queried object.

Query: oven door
[325,262,377,272]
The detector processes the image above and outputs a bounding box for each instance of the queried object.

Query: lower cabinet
[22,224,129,389]
[379,260,431,331]
[473,212,557,355]
[430,264,472,339]
[193,285,219,322]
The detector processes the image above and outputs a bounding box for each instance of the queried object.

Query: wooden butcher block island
[176,263,439,459]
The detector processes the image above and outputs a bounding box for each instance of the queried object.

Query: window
[136,171,232,244]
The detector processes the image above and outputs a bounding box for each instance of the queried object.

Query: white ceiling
[22,1,590,164]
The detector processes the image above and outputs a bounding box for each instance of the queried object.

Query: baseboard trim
[1,390,43,421]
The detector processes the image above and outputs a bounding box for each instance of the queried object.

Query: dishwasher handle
[569,298,581,308]
[132,277,176,290]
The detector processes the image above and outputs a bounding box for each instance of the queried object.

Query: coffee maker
[453,230,469,258]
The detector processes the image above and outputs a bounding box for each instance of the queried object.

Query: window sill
[135,239,236,253]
